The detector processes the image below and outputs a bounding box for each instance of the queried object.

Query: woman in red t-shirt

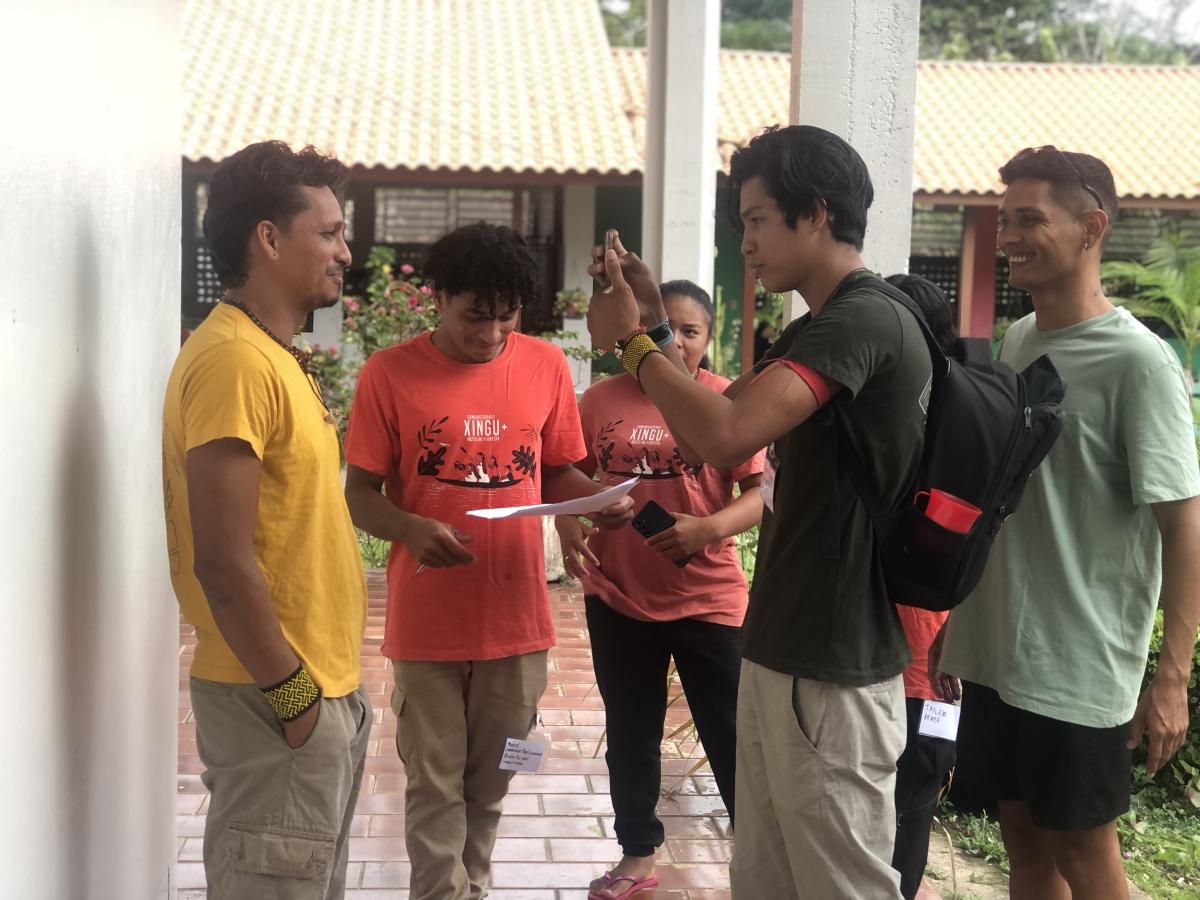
[557,281,765,900]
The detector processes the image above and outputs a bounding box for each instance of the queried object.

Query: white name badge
[918,700,960,741]
[761,455,778,512]
[500,732,550,773]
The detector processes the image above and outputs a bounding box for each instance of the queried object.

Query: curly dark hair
[422,222,540,314]
[726,125,874,250]
[885,274,958,356]
[999,148,1119,220]
[203,141,347,289]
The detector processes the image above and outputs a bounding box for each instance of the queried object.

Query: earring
[1083,241,1091,250]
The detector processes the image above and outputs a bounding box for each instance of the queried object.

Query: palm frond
[1104,234,1200,370]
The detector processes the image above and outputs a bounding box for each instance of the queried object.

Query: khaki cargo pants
[730,660,907,899]
[191,678,372,900]
[391,650,549,900]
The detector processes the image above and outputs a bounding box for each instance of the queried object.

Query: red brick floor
[177,571,941,899]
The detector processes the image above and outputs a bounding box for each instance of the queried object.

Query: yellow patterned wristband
[261,664,322,722]
[619,332,662,382]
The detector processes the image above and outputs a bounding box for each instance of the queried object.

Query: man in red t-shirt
[344,224,633,900]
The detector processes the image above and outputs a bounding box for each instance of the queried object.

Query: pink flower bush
[309,246,440,438]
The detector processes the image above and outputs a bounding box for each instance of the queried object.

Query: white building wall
[305,302,345,352]
[0,2,181,898]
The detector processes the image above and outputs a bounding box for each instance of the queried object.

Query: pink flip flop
[587,870,659,900]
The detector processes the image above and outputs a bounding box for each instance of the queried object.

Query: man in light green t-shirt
[936,148,1200,899]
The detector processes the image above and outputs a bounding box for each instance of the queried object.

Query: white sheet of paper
[918,700,960,741]
[499,734,549,773]
[466,477,638,520]
[760,457,778,512]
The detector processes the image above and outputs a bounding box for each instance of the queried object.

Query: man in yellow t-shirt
[162,140,368,900]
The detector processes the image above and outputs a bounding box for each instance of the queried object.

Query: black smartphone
[631,499,693,568]
[594,228,616,289]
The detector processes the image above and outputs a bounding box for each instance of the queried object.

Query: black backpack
[836,280,1067,612]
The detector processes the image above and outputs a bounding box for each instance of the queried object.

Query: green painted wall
[593,186,642,256]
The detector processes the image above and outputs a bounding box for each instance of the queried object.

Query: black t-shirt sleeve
[780,292,903,398]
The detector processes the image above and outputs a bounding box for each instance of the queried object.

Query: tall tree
[597,0,1199,62]
[720,0,792,50]
[600,0,647,48]
[923,0,1199,63]
[920,0,1060,60]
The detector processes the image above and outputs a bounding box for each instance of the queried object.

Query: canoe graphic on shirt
[595,420,701,480]
[415,417,538,489]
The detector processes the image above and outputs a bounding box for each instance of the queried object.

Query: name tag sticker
[500,732,550,773]
[918,700,960,741]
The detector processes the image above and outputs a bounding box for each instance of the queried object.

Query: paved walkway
[176,571,951,898]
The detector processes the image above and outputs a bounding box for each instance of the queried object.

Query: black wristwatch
[646,318,673,348]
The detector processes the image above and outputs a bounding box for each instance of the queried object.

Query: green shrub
[305,246,438,437]
[736,525,759,584]
[357,528,390,569]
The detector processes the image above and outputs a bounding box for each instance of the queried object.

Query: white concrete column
[786,0,921,319]
[562,183,598,293]
[642,0,720,290]
[0,2,180,898]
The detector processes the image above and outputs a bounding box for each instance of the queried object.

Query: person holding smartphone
[556,280,764,900]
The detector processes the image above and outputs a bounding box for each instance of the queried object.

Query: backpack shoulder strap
[826,276,941,531]
[872,278,949,367]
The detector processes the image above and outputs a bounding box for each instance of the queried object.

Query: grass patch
[1120,791,1200,898]
[940,796,1200,898]
[939,805,1009,874]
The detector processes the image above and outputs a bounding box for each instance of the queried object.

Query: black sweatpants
[893,697,956,899]
[584,595,741,857]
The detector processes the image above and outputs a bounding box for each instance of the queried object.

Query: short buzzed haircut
[999,148,1119,221]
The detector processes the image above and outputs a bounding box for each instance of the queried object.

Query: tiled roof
[182,0,641,175]
[913,61,1200,201]
[611,48,791,174]
[183,1,1200,201]
[614,49,1200,201]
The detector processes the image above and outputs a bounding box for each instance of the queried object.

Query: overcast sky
[1124,0,1200,40]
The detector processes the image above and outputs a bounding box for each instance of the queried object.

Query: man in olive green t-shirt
[588,125,931,900]
[938,148,1200,900]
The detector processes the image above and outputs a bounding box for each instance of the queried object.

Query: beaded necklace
[223,299,337,426]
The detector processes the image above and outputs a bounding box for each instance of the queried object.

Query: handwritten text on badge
[500,735,549,773]
[918,700,960,741]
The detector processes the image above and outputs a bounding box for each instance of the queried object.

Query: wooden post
[957,206,976,339]
[958,205,998,339]
[970,206,998,339]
